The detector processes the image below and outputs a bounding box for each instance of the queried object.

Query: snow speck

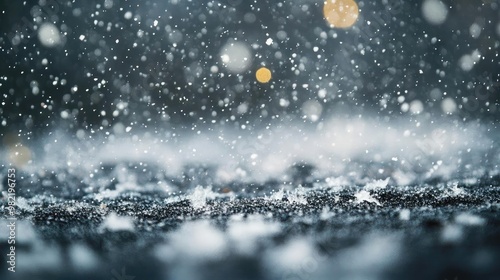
[220,40,252,74]
[337,234,401,275]
[409,100,424,114]
[104,0,114,9]
[124,11,133,20]
[210,65,219,73]
[441,97,457,114]
[287,186,308,205]
[265,238,317,271]
[421,0,448,25]
[168,29,183,44]
[69,244,99,271]
[269,188,285,201]
[399,209,411,221]
[469,23,482,39]
[354,190,381,206]
[99,212,135,232]
[365,178,389,191]
[227,215,280,255]
[302,100,323,122]
[167,221,227,261]
[459,50,481,72]
[318,88,327,98]
[189,185,217,209]
[446,183,465,197]
[38,23,62,47]
[455,213,486,226]
[16,197,35,212]
[325,176,349,188]
[243,12,256,23]
[276,30,287,41]
[320,206,336,220]
[401,103,410,112]
[441,224,463,243]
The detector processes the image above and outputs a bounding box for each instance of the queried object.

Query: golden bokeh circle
[8,146,32,167]
[323,0,359,28]
[256,67,272,83]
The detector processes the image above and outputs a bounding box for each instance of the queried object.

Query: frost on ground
[1,154,499,279]
[0,180,499,280]
[0,119,499,279]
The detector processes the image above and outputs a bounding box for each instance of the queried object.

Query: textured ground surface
[1,161,500,280]
[1,0,499,279]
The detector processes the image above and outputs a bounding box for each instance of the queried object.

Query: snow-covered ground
[1,118,499,280]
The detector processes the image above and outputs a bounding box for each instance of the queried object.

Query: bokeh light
[4,133,32,167]
[323,0,359,28]
[220,40,252,74]
[421,0,448,25]
[8,145,32,167]
[256,67,272,83]
[38,22,62,47]
[302,100,323,122]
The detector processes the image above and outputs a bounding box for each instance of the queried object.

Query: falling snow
[0,0,499,279]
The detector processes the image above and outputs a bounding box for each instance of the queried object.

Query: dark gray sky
[1,0,499,138]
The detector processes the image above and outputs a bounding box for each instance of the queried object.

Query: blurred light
[323,0,359,28]
[469,23,482,39]
[421,0,448,25]
[8,146,32,167]
[4,133,32,167]
[168,29,183,44]
[302,100,323,122]
[410,100,424,114]
[256,67,272,83]
[220,40,252,74]
[104,0,114,9]
[441,97,457,114]
[459,50,481,72]
[38,23,62,47]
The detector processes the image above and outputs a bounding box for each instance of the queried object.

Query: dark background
[1,0,499,141]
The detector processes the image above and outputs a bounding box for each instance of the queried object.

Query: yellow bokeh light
[323,0,359,28]
[256,67,272,83]
[8,146,32,167]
